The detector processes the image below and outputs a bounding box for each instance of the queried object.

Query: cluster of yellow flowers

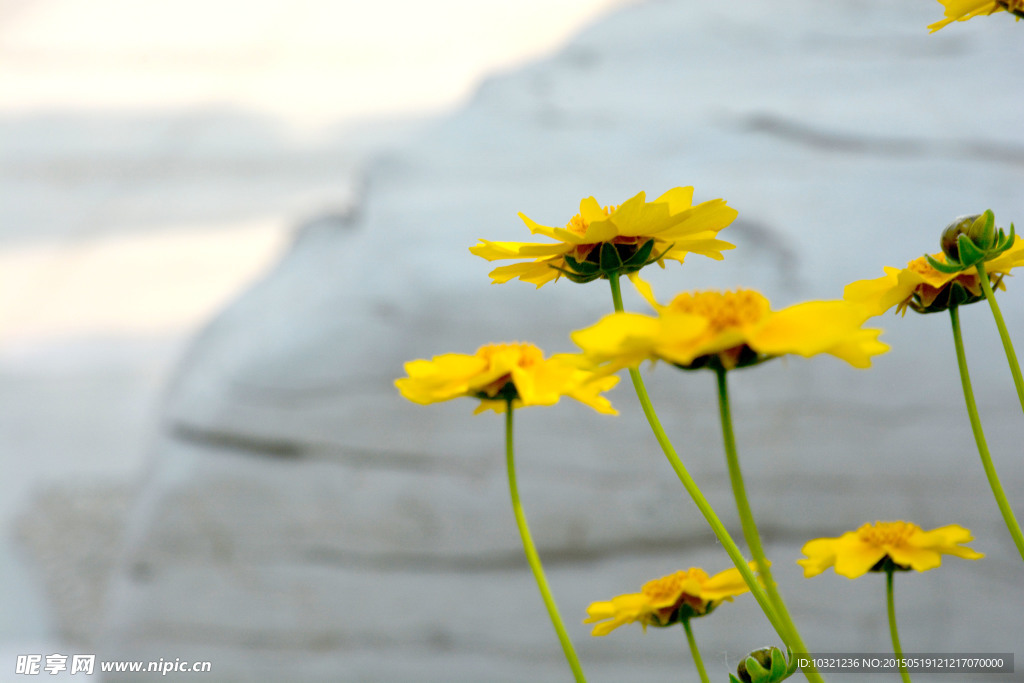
[400,188,900,408]
[395,173,1017,683]
[400,188,1024,411]
[394,8,1021,679]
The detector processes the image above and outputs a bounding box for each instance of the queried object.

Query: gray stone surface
[87,0,1024,680]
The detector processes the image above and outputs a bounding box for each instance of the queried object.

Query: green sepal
[923,252,963,274]
[671,347,775,373]
[599,242,622,271]
[620,237,656,268]
[908,280,983,314]
[976,210,996,249]
[563,254,600,275]
[547,263,602,283]
[734,646,794,683]
[784,647,799,677]
[549,239,671,284]
[956,233,987,268]
[472,381,519,403]
[995,221,1016,253]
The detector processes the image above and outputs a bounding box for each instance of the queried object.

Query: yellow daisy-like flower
[798,521,984,579]
[928,0,1024,32]
[844,237,1024,317]
[396,342,618,414]
[572,289,888,373]
[584,566,751,636]
[469,187,737,287]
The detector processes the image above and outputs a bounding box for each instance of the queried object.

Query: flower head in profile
[928,0,1024,32]
[584,565,751,636]
[798,521,983,579]
[470,187,736,287]
[396,342,618,414]
[844,236,1024,317]
[572,288,888,374]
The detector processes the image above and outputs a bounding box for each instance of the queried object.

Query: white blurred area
[0,0,623,647]
[2,0,628,122]
[1,0,624,342]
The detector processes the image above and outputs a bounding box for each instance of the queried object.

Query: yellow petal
[395,354,488,404]
[518,212,584,244]
[985,235,1024,273]
[470,240,571,261]
[700,566,752,600]
[660,235,735,262]
[652,186,695,213]
[579,196,612,225]
[486,260,560,287]
[627,271,663,311]
[823,329,890,368]
[611,195,673,238]
[886,545,943,572]
[572,312,663,363]
[912,524,985,561]
[798,537,839,578]
[583,594,651,636]
[831,535,886,579]
[656,200,738,240]
[751,301,887,367]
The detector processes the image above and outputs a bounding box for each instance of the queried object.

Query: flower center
[566,205,617,236]
[476,342,543,367]
[642,569,705,602]
[997,0,1024,14]
[667,289,770,333]
[857,521,918,547]
[908,255,941,276]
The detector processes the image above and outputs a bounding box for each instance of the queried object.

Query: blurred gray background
[3,0,1023,680]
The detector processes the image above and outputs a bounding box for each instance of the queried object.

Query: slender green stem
[976,266,1024,416]
[714,365,815,672]
[605,275,806,672]
[949,307,1024,563]
[886,568,912,683]
[504,402,587,682]
[682,618,710,683]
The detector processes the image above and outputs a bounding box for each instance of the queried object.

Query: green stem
[605,275,806,673]
[714,365,815,672]
[504,402,587,682]
[682,618,710,683]
[886,568,912,683]
[976,266,1024,416]
[949,307,1024,563]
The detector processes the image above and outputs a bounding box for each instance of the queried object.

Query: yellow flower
[844,237,1024,317]
[798,521,984,579]
[928,0,1023,31]
[572,289,888,373]
[584,566,751,636]
[470,187,737,287]
[396,342,618,414]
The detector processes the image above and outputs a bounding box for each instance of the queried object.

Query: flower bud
[930,210,1014,274]
[940,214,984,263]
[731,646,791,683]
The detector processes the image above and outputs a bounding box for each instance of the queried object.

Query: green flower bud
[731,646,792,683]
[940,214,990,263]
[928,209,1015,274]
